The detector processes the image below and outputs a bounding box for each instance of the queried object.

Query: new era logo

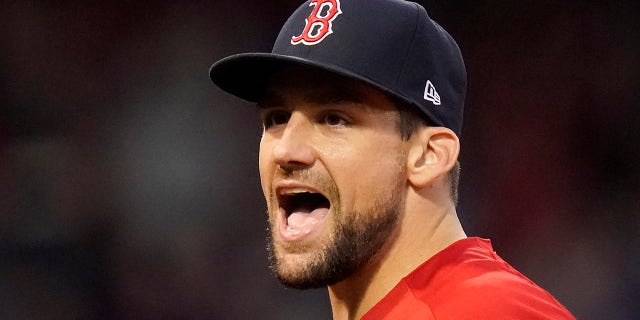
[423,80,441,105]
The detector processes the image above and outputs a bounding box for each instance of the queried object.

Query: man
[210,0,575,318]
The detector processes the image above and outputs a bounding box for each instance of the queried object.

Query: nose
[272,113,315,170]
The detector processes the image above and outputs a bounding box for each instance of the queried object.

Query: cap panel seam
[393,2,421,88]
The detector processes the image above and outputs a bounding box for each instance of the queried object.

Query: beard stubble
[266,167,404,289]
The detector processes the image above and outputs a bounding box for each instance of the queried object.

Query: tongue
[287,207,329,234]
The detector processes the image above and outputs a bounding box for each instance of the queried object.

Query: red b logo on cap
[291,0,342,45]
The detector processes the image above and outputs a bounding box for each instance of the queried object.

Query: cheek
[330,140,406,210]
[356,163,402,201]
[258,139,273,198]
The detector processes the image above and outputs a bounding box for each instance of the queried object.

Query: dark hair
[393,97,460,205]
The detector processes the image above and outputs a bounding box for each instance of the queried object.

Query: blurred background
[1,0,638,319]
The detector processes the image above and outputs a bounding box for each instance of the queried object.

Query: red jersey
[362,237,574,319]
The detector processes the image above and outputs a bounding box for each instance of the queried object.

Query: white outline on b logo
[291,0,342,46]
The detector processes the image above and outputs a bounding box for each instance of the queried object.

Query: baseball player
[210,0,575,318]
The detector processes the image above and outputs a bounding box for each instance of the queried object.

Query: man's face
[258,68,408,289]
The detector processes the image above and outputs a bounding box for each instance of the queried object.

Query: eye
[262,110,290,129]
[321,112,348,127]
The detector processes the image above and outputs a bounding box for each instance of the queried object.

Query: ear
[406,127,460,188]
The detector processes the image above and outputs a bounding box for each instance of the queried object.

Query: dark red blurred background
[1,1,638,319]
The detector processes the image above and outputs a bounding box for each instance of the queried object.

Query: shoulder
[432,267,574,319]
[406,238,575,319]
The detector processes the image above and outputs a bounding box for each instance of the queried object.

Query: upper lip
[274,180,330,217]
[275,180,324,197]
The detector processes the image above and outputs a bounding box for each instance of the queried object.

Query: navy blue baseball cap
[210,0,467,135]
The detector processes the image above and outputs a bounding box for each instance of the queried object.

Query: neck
[327,196,466,320]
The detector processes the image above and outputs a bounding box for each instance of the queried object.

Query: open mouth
[280,191,330,215]
[278,189,331,237]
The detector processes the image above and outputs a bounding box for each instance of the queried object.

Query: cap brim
[209,53,399,104]
[209,53,443,128]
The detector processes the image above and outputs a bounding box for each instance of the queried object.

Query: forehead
[259,66,396,110]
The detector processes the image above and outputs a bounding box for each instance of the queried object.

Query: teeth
[279,188,313,195]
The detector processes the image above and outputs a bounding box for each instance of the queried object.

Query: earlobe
[407,127,460,188]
